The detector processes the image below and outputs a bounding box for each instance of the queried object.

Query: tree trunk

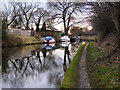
[36,17,41,32]
[63,18,68,35]
[3,18,8,32]
[36,24,39,32]
[26,20,29,30]
[65,28,68,35]
[41,22,46,32]
[116,18,120,49]
[111,6,120,48]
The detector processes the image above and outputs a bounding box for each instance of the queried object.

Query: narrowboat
[44,36,55,44]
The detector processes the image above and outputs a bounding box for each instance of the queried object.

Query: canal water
[2,42,83,88]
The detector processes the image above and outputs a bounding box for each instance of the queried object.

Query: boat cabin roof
[45,36,53,40]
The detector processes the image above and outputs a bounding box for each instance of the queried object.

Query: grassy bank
[2,35,43,47]
[16,35,43,45]
[86,42,119,88]
[2,34,23,47]
[61,44,86,88]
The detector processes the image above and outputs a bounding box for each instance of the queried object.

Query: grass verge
[86,42,119,88]
[61,44,86,88]
[16,36,43,44]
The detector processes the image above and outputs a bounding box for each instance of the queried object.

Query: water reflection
[45,44,55,50]
[2,42,81,88]
[63,47,71,72]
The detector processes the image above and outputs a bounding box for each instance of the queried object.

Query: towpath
[78,44,91,88]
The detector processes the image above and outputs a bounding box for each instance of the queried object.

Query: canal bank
[86,42,119,88]
[2,35,43,48]
[61,44,86,88]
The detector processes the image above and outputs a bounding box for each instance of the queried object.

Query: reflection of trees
[41,48,46,67]
[2,44,81,88]
[70,43,80,54]
[37,52,42,64]
[2,55,43,87]
[2,47,61,87]
[48,72,63,88]
[63,47,71,72]
[21,57,34,76]
[2,58,9,73]
[71,44,76,53]
[36,52,42,70]
[47,50,58,68]
[41,48,47,59]
[31,50,36,56]
[3,48,57,78]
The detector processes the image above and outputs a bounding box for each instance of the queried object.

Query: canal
[2,42,83,88]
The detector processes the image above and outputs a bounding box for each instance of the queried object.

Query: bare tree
[17,2,38,30]
[2,2,20,30]
[89,2,120,43]
[47,2,85,35]
[33,7,50,32]
[108,3,120,41]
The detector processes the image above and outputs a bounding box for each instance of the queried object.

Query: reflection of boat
[61,42,70,47]
[44,36,55,44]
[61,35,70,42]
[45,44,55,50]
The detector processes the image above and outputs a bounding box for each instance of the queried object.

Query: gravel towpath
[78,44,91,88]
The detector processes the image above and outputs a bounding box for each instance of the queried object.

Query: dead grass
[16,35,42,44]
